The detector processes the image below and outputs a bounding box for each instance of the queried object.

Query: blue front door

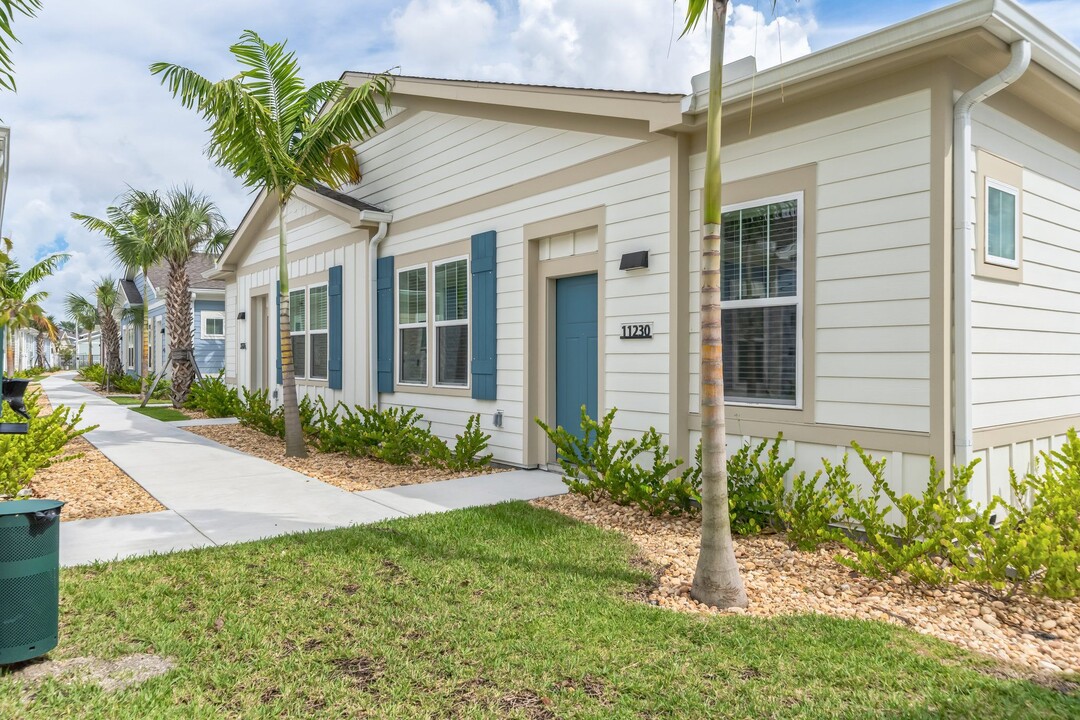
[555,274,598,438]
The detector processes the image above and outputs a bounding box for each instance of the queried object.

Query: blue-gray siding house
[118,253,226,379]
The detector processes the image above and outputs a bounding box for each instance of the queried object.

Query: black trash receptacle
[0,499,64,665]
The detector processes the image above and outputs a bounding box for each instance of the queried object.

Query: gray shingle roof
[310,183,384,213]
[119,278,142,305]
[144,253,225,298]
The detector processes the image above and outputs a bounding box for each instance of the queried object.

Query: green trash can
[0,499,64,665]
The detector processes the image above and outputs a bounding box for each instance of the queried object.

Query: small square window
[985,179,1019,268]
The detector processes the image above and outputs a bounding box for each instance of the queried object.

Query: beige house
[210,0,1080,502]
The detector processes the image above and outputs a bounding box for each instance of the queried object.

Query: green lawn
[129,406,188,422]
[2,504,1076,719]
[108,396,151,406]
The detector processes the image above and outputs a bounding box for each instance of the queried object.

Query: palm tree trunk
[35,331,45,368]
[167,259,195,407]
[140,266,150,400]
[101,314,123,377]
[690,0,747,610]
[278,203,307,457]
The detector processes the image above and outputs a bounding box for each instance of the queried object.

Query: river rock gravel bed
[533,493,1080,675]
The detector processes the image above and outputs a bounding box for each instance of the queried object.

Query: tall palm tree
[158,187,232,407]
[73,189,165,399]
[65,293,97,367]
[151,31,394,458]
[680,0,779,609]
[0,0,40,92]
[0,237,68,373]
[93,277,123,378]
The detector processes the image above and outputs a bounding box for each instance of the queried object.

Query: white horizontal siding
[971,104,1080,430]
[689,90,932,433]
[347,110,641,222]
[377,152,671,463]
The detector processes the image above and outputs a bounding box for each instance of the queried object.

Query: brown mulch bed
[29,437,165,521]
[183,423,502,492]
[26,385,164,522]
[532,492,1080,676]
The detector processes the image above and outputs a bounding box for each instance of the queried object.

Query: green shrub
[778,467,846,551]
[0,390,96,498]
[537,407,699,516]
[438,414,493,471]
[78,364,105,385]
[727,436,794,535]
[238,388,283,437]
[186,372,242,417]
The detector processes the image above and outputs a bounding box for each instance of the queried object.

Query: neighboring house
[76,329,101,369]
[208,0,1080,502]
[118,253,227,379]
[8,326,57,371]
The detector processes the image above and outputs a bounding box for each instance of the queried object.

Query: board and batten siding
[227,205,368,408]
[688,90,933,436]
[375,144,671,465]
[966,104,1080,499]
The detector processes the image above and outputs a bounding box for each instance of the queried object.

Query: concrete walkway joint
[41,374,565,566]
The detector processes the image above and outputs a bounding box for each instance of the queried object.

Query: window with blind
[398,266,428,385]
[308,285,329,380]
[289,288,307,379]
[720,193,801,406]
[435,257,469,387]
[395,256,471,389]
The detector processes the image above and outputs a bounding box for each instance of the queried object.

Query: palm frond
[0,0,40,92]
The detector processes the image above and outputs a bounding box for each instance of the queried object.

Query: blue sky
[1,0,1076,317]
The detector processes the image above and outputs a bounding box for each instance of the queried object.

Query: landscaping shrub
[78,363,105,385]
[186,372,242,417]
[237,388,283,437]
[436,414,493,471]
[537,407,699,516]
[0,390,95,498]
[727,436,792,534]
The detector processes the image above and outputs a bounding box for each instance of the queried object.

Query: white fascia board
[683,0,1080,114]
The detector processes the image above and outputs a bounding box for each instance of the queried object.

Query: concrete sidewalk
[41,374,565,566]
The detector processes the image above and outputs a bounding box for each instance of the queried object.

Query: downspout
[952,39,1030,469]
[367,219,389,409]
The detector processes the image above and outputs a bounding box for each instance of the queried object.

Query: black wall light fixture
[237,311,247,320]
[619,250,649,271]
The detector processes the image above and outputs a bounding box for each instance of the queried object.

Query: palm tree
[151,31,394,458]
[158,187,232,407]
[73,189,165,399]
[33,313,57,367]
[65,293,97,367]
[0,0,40,92]
[93,277,123,378]
[0,237,68,373]
[680,0,773,609]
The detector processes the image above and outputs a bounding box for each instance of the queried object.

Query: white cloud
[726,3,815,69]
[0,0,822,318]
[391,0,499,75]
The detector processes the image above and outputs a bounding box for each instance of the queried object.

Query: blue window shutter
[471,230,497,400]
[275,280,282,385]
[376,256,394,395]
[328,265,343,390]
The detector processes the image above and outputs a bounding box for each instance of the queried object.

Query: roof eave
[682,0,1079,114]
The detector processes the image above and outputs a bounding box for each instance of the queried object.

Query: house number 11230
[621,323,653,340]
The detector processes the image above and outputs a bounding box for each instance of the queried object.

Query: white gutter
[361,211,392,408]
[952,39,1030,469]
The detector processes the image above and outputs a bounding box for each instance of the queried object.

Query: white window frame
[201,310,225,340]
[984,177,1020,269]
[289,288,307,380]
[125,325,135,369]
[306,283,329,381]
[719,191,804,410]
[396,263,429,387]
[433,255,471,390]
